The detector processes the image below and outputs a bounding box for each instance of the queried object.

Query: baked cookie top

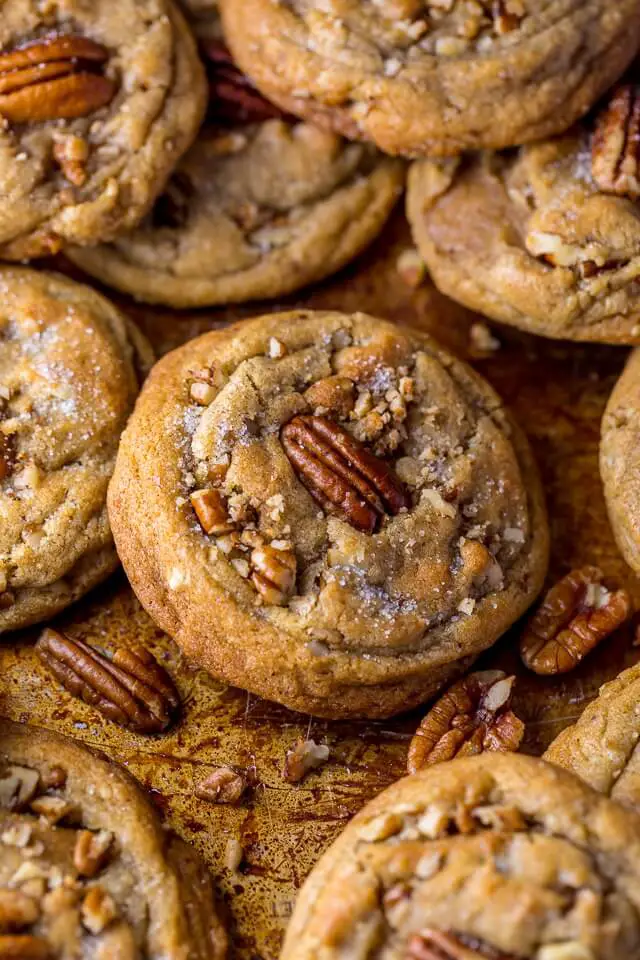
[108,310,548,718]
[67,43,404,308]
[407,78,640,343]
[218,0,640,157]
[281,753,640,958]
[0,0,206,260]
[545,662,640,814]
[0,719,227,959]
[0,267,152,633]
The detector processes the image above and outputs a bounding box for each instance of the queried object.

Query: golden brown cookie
[544,663,640,814]
[0,267,152,633]
[108,310,548,719]
[281,753,640,959]
[0,0,206,260]
[407,78,640,343]
[0,719,227,958]
[601,349,640,573]
[218,0,640,158]
[67,44,404,308]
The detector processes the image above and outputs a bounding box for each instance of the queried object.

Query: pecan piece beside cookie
[592,82,640,199]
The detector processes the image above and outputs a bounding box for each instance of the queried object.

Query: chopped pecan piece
[407,929,514,959]
[36,629,180,733]
[0,34,115,124]
[0,890,39,931]
[81,886,117,935]
[73,829,113,878]
[304,376,356,418]
[283,739,330,784]
[281,415,411,533]
[0,766,40,811]
[519,567,631,675]
[195,766,248,804]
[0,935,51,959]
[592,83,640,199]
[190,488,235,536]
[407,671,524,774]
[202,39,290,125]
[250,543,297,606]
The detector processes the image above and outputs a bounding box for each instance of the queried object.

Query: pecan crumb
[283,739,330,784]
[195,766,248,805]
[73,829,113,878]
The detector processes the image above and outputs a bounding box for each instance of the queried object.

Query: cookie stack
[2,1,640,959]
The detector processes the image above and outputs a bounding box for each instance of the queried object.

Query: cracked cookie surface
[0,267,152,633]
[0,719,227,959]
[0,0,206,260]
[218,0,640,158]
[108,310,548,718]
[407,86,640,344]
[281,753,640,959]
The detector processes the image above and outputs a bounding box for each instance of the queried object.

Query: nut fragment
[0,890,39,931]
[519,568,631,675]
[73,829,113,878]
[281,415,411,533]
[0,766,40,811]
[0,935,51,959]
[283,739,330,784]
[81,886,117,935]
[250,544,297,606]
[30,796,76,825]
[592,83,640,199]
[36,629,180,733]
[195,766,247,804]
[407,671,524,774]
[407,929,514,959]
[304,376,356,418]
[190,488,235,536]
[0,35,115,124]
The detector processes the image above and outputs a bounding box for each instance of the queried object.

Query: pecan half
[519,567,631,675]
[0,34,115,124]
[592,83,640,199]
[281,415,411,533]
[407,929,514,960]
[36,629,180,734]
[202,40,289,125]
[407,671,524,774]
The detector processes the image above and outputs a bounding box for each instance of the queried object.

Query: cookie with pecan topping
[218,0,640,158]
[0,0,206,259]
[108,310,548,718]
[407,73,640,343]
[0,719,227,958]
[282,753,640,959]
[67,34,404,308]
[0,267,152,632]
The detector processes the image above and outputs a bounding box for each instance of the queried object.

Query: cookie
[108,310,548,719]
[407,78,640,343]
[218,0,640,158]
[0,267,152,633]
[0,0,206,260]
[545,663,640,814]
[601,350,640,572]
[67,48,405,309]
[281,753,640,959]
[0,719,227,958]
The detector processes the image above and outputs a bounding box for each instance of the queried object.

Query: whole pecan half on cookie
[36,629,180,733]
[520,567,631,675]
[407,929,515,959]
[281,414,410,533]
[592,82,640,199]
[407,671,524,774]
[0,35,116,123]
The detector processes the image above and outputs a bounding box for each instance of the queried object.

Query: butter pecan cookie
[0,267,152,633]
[218,0,640,158]
[0,0,206,260]
[407,76,640,343]
[67,42,404,308]
[601,350,640,573]
[281,753,640,959]
[108,310,548,718]
[0,719,227,958]
[545,663,640,813]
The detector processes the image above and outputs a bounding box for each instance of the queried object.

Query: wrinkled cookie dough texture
[0,0,206,260]
[545,663,640,815]
[0,719,227,959]
[218,0,640,158]
[68,122,405,308]
[407,124,640,343]
[0,267,152,633]
[108,310,548,719]
[281,754,640,959]
[601,350,640,573]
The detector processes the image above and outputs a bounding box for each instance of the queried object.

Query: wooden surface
[1,206,639,959]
